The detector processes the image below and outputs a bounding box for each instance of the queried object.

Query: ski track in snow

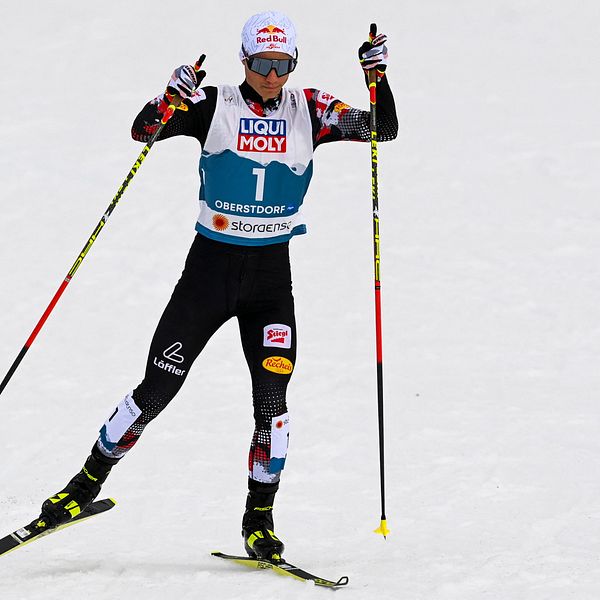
[1,1,600,599]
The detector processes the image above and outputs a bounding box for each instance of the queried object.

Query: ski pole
[0,59,202,397]
[367,23,389,539]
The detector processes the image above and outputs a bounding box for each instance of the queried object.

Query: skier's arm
[131,60,217,145]
[131,88,217,144]
[305,31,398,148]
[305,79,397,148]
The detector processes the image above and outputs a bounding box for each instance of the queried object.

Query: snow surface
[2,1,600,599]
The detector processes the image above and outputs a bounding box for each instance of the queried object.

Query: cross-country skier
[38,10,397,561]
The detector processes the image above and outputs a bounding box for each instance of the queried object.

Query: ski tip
[374,519,390,538]
[108,498,117,506]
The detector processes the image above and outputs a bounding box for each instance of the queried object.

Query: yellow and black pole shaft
[368,23,389,539]
[0,83,190,397]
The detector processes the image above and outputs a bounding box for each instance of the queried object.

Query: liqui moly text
[238,118,287,153]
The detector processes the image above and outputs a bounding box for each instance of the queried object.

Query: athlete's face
[244,51,293,101]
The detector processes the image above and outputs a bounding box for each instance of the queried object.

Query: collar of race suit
[239,80,282,116]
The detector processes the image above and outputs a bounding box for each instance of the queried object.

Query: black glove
[358,33,388,80]
[166,55,207,100]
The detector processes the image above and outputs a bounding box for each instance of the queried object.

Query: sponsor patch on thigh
[263,324,292,349]
[262,356,294,375]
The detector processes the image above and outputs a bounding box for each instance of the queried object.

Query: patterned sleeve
[131,86,218,146]
[304,75,398,149]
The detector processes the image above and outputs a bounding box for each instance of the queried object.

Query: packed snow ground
[1,1,600,599]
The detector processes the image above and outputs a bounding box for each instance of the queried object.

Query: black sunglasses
[245,50,298,77]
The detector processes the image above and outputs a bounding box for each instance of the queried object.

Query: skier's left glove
[358,33,388,81]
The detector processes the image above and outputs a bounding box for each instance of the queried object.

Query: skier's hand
[166,55,207,100]
[358,33,388,79]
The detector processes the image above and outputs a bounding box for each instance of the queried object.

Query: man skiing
[38,11,397,561]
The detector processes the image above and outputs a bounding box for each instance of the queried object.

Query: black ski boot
[242,481,284,562]
[40,446,117,527]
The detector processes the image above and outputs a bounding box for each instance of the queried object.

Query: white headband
[240,10,297,60]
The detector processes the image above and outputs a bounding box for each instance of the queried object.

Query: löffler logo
[154,341,187,376]
[263,324,292,349]
[262,356,294,375]
[163,342,184,363]
[238,118,287,153]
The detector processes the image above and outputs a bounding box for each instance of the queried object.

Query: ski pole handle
[368,23,378,87]
[162,55,205,123]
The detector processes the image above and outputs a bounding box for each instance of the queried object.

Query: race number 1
[252,167,265,202]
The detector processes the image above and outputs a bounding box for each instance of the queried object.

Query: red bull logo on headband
[256,24,287,46]
[238,118,287,153]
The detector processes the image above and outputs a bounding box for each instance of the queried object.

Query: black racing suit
[92,76,398,490]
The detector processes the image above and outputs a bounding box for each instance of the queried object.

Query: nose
[266,69,280,82]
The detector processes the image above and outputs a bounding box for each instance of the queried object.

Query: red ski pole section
[0,100,182,397]
[370,82,377,105]
[374,284,383,363]
[25,277,71,348]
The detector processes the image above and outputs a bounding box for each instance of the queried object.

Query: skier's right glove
[165,55,207,104]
